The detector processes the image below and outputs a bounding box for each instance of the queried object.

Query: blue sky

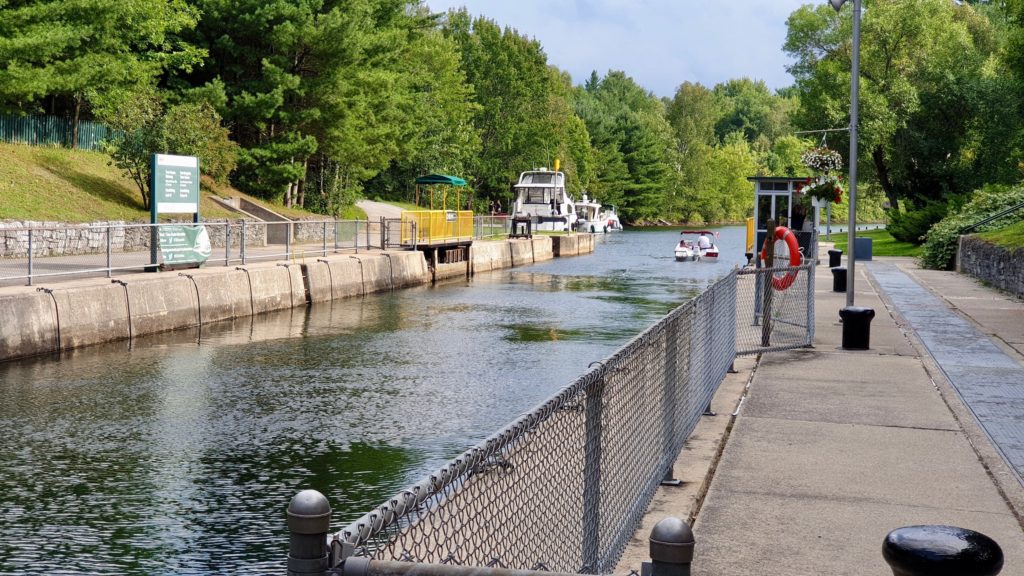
[426,0,812,97]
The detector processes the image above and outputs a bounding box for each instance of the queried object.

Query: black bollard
[828,248,842,268]
[883,525,1003,576]
[839,306,875,349]
[831,267,847,292]
[287,489,332,576]
[642,517,694,576]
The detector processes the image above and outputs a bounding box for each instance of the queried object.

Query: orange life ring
[760,226,801,290]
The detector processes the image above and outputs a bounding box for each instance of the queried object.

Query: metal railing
[0,219,371,286]
[322,272,740,574]
[960,200,1024,234]
[400,211,474,245]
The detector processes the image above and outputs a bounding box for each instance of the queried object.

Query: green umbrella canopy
[415,174,467,186]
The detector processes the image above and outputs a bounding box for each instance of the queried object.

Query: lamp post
[830,0,860,307]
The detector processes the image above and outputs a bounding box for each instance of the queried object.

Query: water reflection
[0,227,746,574]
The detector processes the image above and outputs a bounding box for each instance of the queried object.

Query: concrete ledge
[552,235,577,256]
[51,283,131,350]
[509,239,534,267]
[434,261,468,281]
[123,275,200,336]
[532,236,554,262]
[328,257,365,298]
[186,268,254,324]
[470,241,511,273]
[386,251,430,288]
[303,260,334,303]
[353,254,393,294]
[245,263,305,314]
[0,291,58,360]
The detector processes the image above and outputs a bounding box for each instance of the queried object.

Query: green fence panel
[0,114,111,151]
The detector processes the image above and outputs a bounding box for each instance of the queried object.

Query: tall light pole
[830,0,860,307]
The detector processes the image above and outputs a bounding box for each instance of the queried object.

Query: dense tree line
[2,1,1020,227]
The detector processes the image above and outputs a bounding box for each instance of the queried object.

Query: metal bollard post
[883,525,1003,576]
[287,489,332,576]
[641,517,694,576]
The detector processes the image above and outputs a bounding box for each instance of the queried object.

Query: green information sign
[151,154,200,214]
[158,225,212,269]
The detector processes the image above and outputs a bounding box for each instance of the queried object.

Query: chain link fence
[328,271,740,574]
[734,261,815,356]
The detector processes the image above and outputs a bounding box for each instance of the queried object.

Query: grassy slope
[978,219,1024,250]
[0,142,363,222]
[829,228,923,257]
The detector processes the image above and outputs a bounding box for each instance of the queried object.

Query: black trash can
[828,248,842,268]
[831,267,847,292]
[839,306,875,350]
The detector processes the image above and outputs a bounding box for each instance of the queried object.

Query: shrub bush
[919,184,1024,270]
[887,201,949,245]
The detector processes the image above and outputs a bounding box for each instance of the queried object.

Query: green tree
[0,0,203,147]
[784,0,1004,211]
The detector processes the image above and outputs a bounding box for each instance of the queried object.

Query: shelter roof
[415,174,467,186]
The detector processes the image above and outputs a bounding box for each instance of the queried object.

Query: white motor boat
[676,230,720,262]
[574,193,614,233]
[511,167,576,232]
[675,238,698,261]
[600,205,623,231]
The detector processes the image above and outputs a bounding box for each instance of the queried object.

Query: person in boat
[697,233,712,250]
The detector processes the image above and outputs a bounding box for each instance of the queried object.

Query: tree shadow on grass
[38,153,145,213]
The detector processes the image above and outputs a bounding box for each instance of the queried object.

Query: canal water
[0,227,747,575]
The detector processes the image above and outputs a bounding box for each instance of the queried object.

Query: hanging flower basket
[801,146,843,173]
[796,176,844,208]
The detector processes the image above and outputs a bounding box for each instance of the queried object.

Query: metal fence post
[225,219,231,266]
[287,221,292,260]
[642,517,694,576]
[582,374,603,573]
[106,225,113,278]
[241,220,247,265]
[379,216,385,250]
[322,221,328,257]
[287,489,332,576]
[27,228,33,286]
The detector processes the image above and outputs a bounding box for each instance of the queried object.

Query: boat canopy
[415,174,467,186]
[681,230,719,236]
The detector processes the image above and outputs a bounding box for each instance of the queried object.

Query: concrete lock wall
[532,237,554,262]
[0,236,595,362]
[0,291,59,359]
[470,241,511,273]
[51,283,131,350]
[509,240,535,266]
[124,276,200,335]
[387,251,430,289]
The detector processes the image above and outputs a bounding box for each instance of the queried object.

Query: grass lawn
[828,227,923,257]
[977,220,1024,250]
[0,142,365,222]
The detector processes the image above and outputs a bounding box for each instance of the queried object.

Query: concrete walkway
[692,256,1024,575]
[616,254,1024,575]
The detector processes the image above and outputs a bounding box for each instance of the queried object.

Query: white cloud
[428,0,811,97]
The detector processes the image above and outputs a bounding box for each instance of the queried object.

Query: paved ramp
[868,261,1024,485]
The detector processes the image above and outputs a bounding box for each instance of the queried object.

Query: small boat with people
[511,165,576,232]
[601,205,623,232]
[674,230,720,262]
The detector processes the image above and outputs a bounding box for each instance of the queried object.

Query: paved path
[869,259,1024,484]
[617,253,1024,576]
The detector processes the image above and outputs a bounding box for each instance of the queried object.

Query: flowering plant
[796,176,843,207]
[801,146,843,173]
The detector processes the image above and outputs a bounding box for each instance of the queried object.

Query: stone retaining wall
[957,236,1024,298]
[0,220,268,258]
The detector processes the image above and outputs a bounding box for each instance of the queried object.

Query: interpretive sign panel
[158,225,212,269]
[151,154,200,214]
